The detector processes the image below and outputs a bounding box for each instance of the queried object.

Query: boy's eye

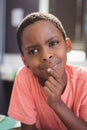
[49,41,59,47]
[28,48,38,55]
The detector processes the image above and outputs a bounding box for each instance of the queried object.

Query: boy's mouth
[39,61,60,71]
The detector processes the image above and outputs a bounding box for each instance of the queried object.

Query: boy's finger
[47,68,59,80]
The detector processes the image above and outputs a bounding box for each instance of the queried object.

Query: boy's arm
[43,68,87,130]
[21,123,38,130]
[51,98,87,130]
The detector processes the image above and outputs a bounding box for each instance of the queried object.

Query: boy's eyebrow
[46,36,58,43]
[25,36,58,49]
[25,44,39,50]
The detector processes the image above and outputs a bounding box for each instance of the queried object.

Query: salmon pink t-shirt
[8,64,87,130]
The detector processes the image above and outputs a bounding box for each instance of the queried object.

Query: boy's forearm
[51,98,87,130]
[21,123,39,130]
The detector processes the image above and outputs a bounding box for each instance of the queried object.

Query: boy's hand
[43,68,66,107]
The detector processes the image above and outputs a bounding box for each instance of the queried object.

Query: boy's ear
[21,55,29,67]
[65,38,72,52]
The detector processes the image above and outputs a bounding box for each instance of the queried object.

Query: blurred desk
[0,116,21,130]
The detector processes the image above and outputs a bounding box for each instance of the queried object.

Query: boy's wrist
[50,97,63,110]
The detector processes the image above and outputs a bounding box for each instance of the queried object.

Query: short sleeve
[79,94,87,122]
[8,68,37,125]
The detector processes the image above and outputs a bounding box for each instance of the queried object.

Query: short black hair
[16,12,67,55]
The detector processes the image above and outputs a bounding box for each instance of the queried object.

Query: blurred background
[0,0,87,115]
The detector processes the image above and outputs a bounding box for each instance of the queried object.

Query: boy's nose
[40,49,53,62]
[42,55,53,61]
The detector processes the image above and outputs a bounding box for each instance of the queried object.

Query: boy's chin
[34,71,50,80]
[37,74,48,80]
[38,73,50,80]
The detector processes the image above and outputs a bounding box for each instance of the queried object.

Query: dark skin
[20,20,87,130]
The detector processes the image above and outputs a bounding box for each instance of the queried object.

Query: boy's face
[21,20,71,80]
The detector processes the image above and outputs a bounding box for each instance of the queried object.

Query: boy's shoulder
[17,65,31,73]
[16,65,34,79]
[66,64,87,77]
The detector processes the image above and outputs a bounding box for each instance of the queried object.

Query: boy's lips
[39,61,59,70]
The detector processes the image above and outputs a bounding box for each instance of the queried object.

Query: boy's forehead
[22,20,61,37]
[22,20,64,44]
[23,20,59,32]
[17,14,67,41]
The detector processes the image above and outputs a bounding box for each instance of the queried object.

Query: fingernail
[47,68,51,72]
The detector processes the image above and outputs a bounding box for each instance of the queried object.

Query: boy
[8,12,87,130]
